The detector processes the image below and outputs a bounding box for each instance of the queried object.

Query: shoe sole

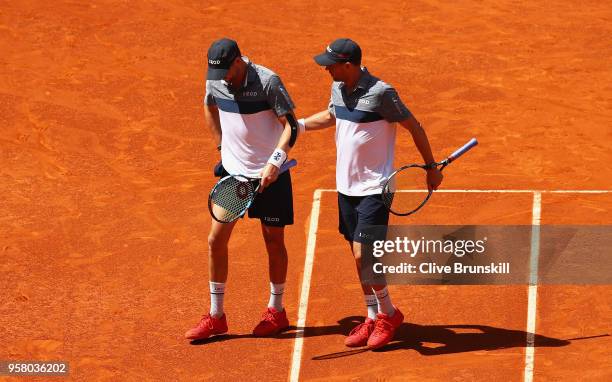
[186,329,228,341]
[252,324,290,337]
[345,341,368,348]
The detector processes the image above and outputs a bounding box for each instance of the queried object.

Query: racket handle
[448,138,478,163]
[279,158,297,173]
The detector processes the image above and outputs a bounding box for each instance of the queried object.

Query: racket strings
[210,176,257,222]
[383,166,431,215]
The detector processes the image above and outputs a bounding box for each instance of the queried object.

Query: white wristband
[267,148,287,168]
[298,118,306,134]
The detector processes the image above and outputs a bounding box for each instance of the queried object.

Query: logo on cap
[326,45,349,59]
[206,38,241,80]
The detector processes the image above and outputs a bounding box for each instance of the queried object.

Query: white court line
[315,188,611,194]
[524,192,542,382]
[289,189,322,382]
[289,188,608,382]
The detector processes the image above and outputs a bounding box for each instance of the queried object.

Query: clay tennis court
[1,1,610,381]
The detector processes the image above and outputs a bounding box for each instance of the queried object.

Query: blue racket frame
[382,138,478,216]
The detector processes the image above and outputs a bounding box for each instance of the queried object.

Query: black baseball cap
[314,38,362,66]
[207,38,241,80]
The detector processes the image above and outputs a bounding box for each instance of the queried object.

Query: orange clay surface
[1,1,611,381]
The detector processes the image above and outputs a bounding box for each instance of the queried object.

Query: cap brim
[207,67,229,80]
[314,52,338,66]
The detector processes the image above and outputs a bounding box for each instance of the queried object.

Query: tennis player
[298,38,443,348]
[185,38,301,340]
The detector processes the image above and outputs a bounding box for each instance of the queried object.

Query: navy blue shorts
[218,165,294,227]
[338,192,389,243]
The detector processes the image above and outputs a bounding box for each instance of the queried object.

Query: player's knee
[266,238,286,255]
[262,225,283,239]
[263,234,286,255]
[208,233,228,252]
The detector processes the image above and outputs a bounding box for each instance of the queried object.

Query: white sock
[209,281,225,318]
[365,294,378,320]
[374,286,395,317]
[268,282,285,311]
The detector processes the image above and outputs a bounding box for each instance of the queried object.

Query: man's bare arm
[204,103,222,148]
[398,115,443,190]
[398,115,436,164]
[259,111,299,191]
[302,109,336,131]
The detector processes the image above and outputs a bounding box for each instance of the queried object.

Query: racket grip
[279,159,297,173]
[448,138,478,162]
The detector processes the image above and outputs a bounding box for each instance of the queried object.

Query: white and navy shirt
[205,58,295,177]
[330,68,412,196]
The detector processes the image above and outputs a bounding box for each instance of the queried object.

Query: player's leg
[343,240,379,318]
[248,170,293,336]
[262,224,288,299]
[262,223,288,314]
[337,193,378,347]
[340,239,376,347]
[352,194,404,349]
[349,241,390,313]
[208,218,238,314]
[185,218,237,340]
[339,193,378,317]
[350,240,395,316]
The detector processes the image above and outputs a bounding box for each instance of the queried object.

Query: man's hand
[426,168,443,191]
[259,163,280,192]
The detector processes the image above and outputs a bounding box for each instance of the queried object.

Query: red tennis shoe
[252,307,289,337]
[367,307,404,349]
[184,314,228,340]
[344,318,375,347]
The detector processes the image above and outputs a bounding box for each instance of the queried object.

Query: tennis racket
[208,159,297,223]
[382,138,478,216]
